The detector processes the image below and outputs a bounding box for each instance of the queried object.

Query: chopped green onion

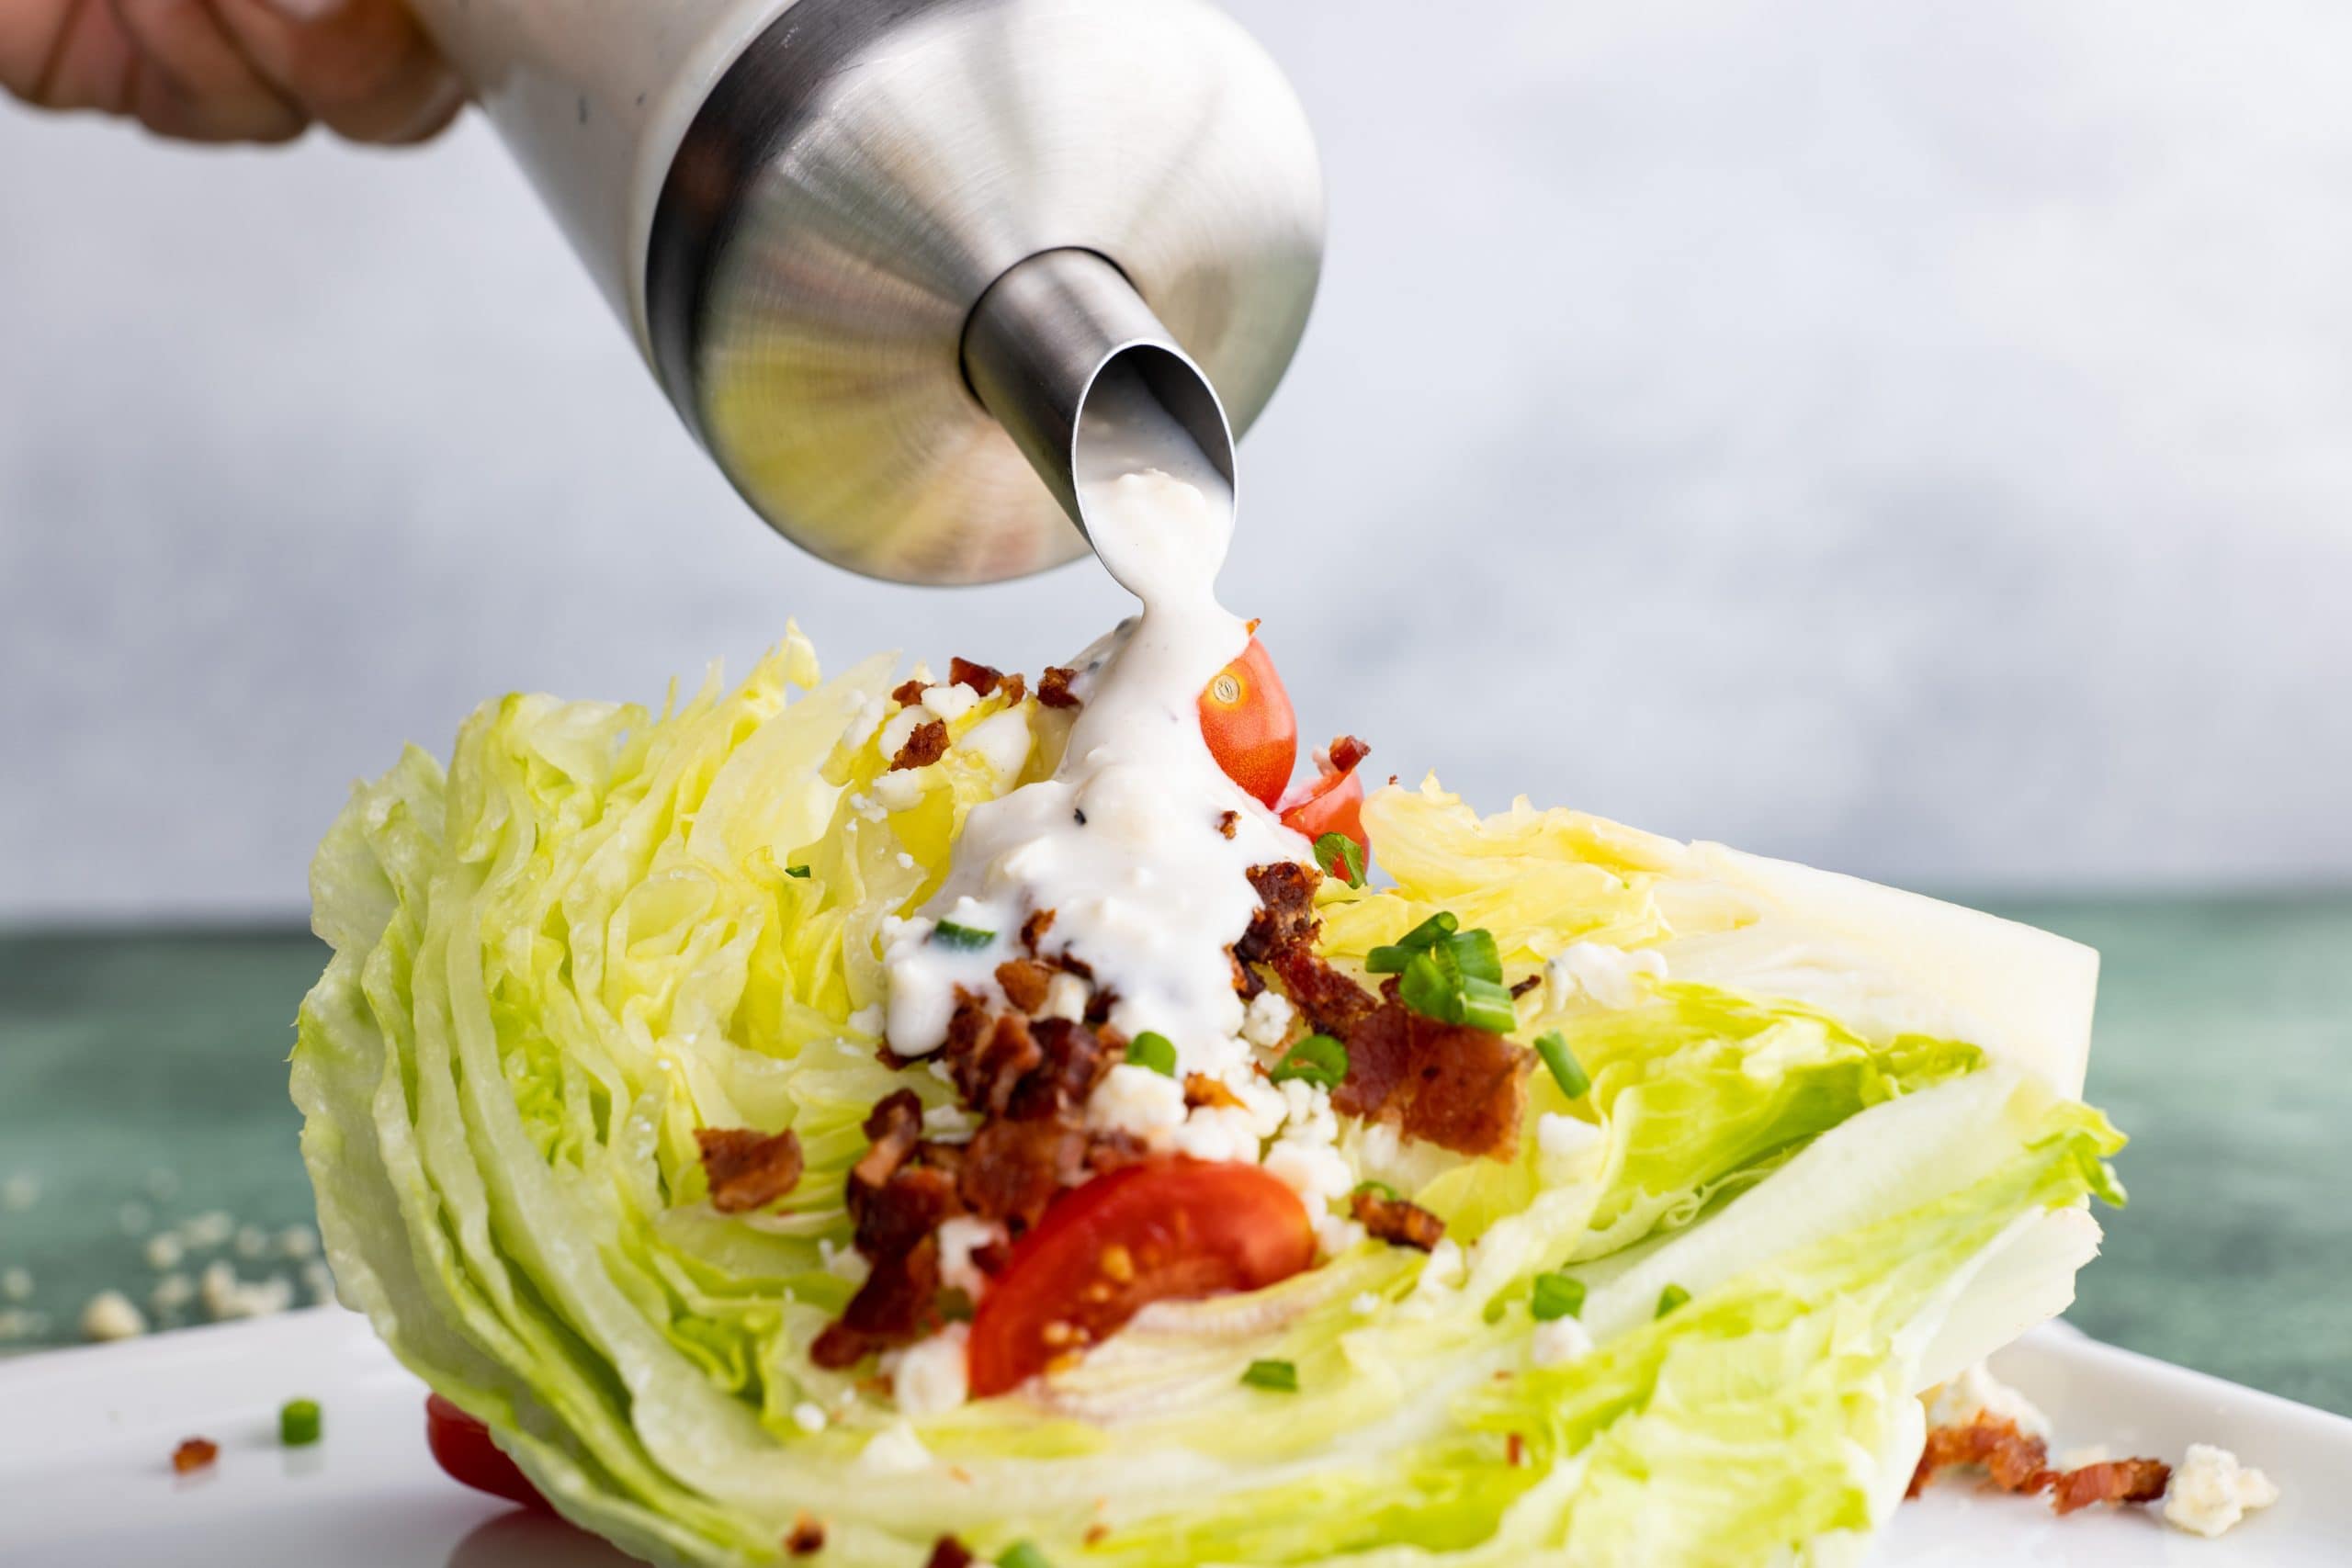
[1442,928,1503,984]
[1269,1033,1349,1089]
[1458,976,1521,1033]
[1396,949,1456,1021]
[1125,1032,1178,1077]
[1351,1179,1400,1203]
[999,1542,1053,1568]
[932,921,995,951]
[1530,1272,1586,1323]
[1534,1032,1591,1099]
[784,864,811,879]
[1241,1359,1299,1393]
[1656,1283,1690,1319]
[1367,913,1464,972]
[1313,832,1366,889]
[278,1397,322,1447]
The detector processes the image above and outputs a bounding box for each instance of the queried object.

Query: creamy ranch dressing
[881,367,1306,1080]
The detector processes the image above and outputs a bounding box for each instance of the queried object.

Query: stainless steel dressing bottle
[400,0,1325,583]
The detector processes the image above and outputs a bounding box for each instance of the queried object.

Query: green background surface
[2,898,2347,1416]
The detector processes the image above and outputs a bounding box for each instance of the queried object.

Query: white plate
[1,1309,2345,1566]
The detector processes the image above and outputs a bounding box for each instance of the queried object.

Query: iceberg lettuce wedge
[294,637,2120,1567]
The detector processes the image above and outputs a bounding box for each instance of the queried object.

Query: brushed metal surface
[962,248,1235,531]
[645,0,1323,584]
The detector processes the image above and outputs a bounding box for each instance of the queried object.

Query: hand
[1,0,459,144]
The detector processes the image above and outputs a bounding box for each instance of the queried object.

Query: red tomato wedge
[1198,636,1297,807]
[967,1158,1315,1397]
[425,1393,552,1512]
[1279,736,1370,856]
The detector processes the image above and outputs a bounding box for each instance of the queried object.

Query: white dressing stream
[881,367,1306,1082]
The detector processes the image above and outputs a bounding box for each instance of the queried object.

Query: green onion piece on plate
[279,1397,322,1447]
[1269,1034,1349,1089]
[999,1542,1053,1568]
[1535,1031,1591,1099]
[1531,1272,1586,1323]
[1241,1359,1299,1393]
[1656,1283,1690,1319]
[1125,1032,1178,1077]
[784,864,811,879]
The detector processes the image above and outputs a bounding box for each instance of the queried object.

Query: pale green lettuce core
[293,637,2121,1568]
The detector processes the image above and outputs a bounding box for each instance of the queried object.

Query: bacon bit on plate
[1337,997,1531,1162]
[1085,1522,1112,1546]
[1037,666,1081,709]
[1506,1432,1526,1467]
[924,1537,975,1568]
[694,1126,805,1213]
[1216,809,1239,840]
[1510,974,1544,998]
[1326,735,1372,773]
[889,718,950,772]
[2050,1457,2173,1515]
[1907,1410,2171,1516]
[172,1437,219,1474]
[891,678,927,706]
[947,657,1005,696]
[786,1514,827,1555]
[1351,1187,1447,1252]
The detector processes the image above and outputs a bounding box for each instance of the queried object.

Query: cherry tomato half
[967,1158,1315,1397]
[425,1393,551,1512]
[1198,637,1297,808]
[1279,742,1369,857]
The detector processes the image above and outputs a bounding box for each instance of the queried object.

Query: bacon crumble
[172,1437,220,1474]
[1906,1410,2171,1516]
[1036,666,1081,708]
[1351,1187,1447,1251]
[2050,1458,2172,1515]
[947,657,1005,696]
[694,1126,806,1213]
[924,1538,975,1568]
[889,718,950,772]
[1326,734,1372,774]
[891,678,927,706]
[786,1515,827,1555]
[1216,809,1240,840]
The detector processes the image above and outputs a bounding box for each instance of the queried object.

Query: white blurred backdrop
[4,0,2349,922]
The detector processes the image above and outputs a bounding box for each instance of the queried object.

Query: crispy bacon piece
[1184,1073,1247,1111]
[1336,997,1531,1162]
[1906,1408,2166,1513]
[891,678,927,706]
[999,672,1028,706]
[786,1515,827,1555]
[848,1089,925,1200]
[1351,1187,1447,1251]
[2050,1458,2172,1515]
[1510,974,1544,998]
[1506,1432,1526,1468]
[172,1437,220,1474]
[812,1234,945,1369]
[947,657,1005,696]
[995,957,1055,1014]
[1007,1017,1120,1121]
[890,718,950,771]
[1037,665,1081,709]
[1907,1413,2053,1498]
[1326,735,1372,773]
[1216,809,1239,840]
[1021,908,1057,952]
[924,1539,975,1568]
[1237,862,1380,1036]
[957,1120,1089,1232]
[694,1126,806,1214]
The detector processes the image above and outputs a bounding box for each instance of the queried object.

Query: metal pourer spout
[961,249,1237,548]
